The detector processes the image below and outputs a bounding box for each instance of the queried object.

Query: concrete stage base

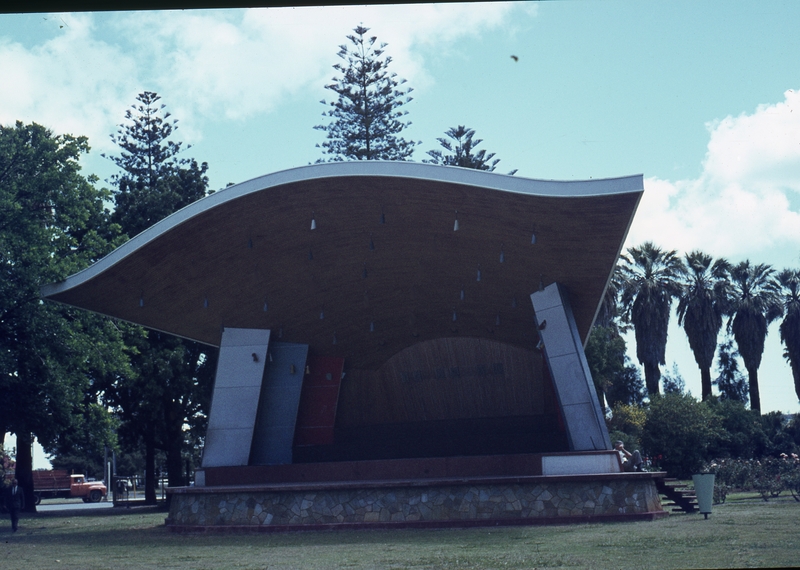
[166,453,667,532]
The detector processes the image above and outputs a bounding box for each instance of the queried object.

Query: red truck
[32,470,107,504]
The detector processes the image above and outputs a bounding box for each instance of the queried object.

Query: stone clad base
[166,474,666,532]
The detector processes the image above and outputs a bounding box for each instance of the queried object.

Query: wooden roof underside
[42,163,642,370]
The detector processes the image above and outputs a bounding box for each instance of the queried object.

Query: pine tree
[105,92,215,501]
[104,91,209,237]
[315,25,418,161]
[425,125,516,174]
[714,338,749,404]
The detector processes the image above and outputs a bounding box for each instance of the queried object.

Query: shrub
[757,412,800,457]
[704,455,800,502]
[642,393,722,478]
[705,399,767,459]
[607,403,647,453]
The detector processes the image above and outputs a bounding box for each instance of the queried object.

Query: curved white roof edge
[41,161,643,298]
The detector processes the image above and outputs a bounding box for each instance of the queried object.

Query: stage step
[655,477,698,514]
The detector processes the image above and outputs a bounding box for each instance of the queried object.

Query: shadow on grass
[4,508,606,552]
[4,501,799,569]
[31,504,167,518]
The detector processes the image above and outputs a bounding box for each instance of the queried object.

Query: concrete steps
[655,477,698,513]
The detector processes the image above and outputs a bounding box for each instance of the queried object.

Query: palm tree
[676,251,731,400]
[618,242,684,395]
[778,269,800,403]
[728,261,782,413]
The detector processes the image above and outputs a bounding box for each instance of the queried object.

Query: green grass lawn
[2,494,797,569]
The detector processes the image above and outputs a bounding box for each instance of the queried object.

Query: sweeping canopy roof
[42,162,642,370]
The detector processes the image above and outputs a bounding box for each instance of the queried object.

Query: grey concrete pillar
[530,283,611,451]
[249,342,309,465]
[202,328,272,468]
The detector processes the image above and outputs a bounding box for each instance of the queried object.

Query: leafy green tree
[105,92,216,502]
[618,242,684,395]
[777,269,800,403]
[728,261,782,413]
[606,363,645,408]
[424,125,516,174]
[676,251,731,400]
[111,331,216,497]
[47,310,137,483]
[0,121,128,511]
[50,402,120,479]
[757,411,799,457]
[705,398,765,459]
[585,325,644,409]
[714,338,749,404]
[315,25,418,161]
[784,414,800,451]
[642,392,722,478]
[585,267,644,409]
[606,402,647,454]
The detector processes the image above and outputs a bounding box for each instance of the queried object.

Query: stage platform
[165,452,668,532]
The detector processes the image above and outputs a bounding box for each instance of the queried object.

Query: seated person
[614,440,643,472]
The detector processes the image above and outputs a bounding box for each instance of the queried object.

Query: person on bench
[614,441,643,472]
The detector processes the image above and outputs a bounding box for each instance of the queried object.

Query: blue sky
[2,1,800,436]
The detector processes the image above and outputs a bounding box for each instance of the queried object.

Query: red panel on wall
[294,356,345,446]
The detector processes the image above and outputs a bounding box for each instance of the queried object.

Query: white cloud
[0,13,139,154]
[626,88,800,269]
[121,3,520,122]
[0,4,522,152]
[704,89,800,190]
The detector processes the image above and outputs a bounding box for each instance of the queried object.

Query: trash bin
[692,473,715,519]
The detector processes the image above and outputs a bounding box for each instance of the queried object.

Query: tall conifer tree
[105,92,215,502]
[714,338,749,403]
[315,25,418,161]
[105,91,208,236]
[425,125,516,174]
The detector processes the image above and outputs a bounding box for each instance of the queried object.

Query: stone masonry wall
[168,479,663,528]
